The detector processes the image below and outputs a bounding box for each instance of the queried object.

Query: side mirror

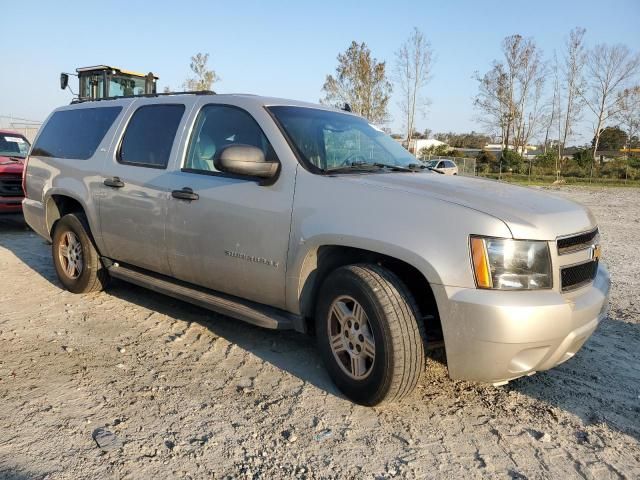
[60,73,69,90]
[214,144,279,181]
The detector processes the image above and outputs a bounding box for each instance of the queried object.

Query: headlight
[470,236,552,290]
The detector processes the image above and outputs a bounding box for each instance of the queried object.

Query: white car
[426,159,458,175]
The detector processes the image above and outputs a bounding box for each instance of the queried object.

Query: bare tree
[580,44,640,161]
[614,85,640,157]
[321,41,392,124]
[473,63,510,146]
[184,53,219,92]
[474,35,545,153]
[394,27,434,145]
[509,36,546,151]
[558,27,587,159]
[543,52,560,154]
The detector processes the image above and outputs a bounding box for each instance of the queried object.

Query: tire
[315,264,426,405]
[52,213,109,294]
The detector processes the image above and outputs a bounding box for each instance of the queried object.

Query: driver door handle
[103,176,125,188]
[171,187,199,201]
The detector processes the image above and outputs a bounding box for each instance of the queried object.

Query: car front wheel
[315,264,426,405]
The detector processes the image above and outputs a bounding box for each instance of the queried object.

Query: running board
[106,262,305,332]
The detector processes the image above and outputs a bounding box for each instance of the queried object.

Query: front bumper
[434,263,611,384]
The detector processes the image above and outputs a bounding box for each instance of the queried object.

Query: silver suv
[23,93,610,405]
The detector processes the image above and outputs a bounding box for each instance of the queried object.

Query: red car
[0,130,30,214]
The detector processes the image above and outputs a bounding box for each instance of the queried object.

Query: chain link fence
[421,154,639,186]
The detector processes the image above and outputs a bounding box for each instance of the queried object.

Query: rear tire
[52,213,109,293]
[315,264,426,405]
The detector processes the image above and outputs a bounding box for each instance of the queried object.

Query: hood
[0,156,24,175]
[340,172,596,240]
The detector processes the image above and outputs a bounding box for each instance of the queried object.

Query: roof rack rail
[71,90,216,104]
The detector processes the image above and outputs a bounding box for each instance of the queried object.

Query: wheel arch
[293,243,442,340]
[45,193,87,235]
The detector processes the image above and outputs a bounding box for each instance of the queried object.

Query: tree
[593,126,628,151]
[572,147,593,167]
[581,44,640,160]
[184,53,219,92]
[321,41,392,124]
[474,35,545,153]
[558,27,587,159]
[473,63,510,146]
[432,131,491,148]
[395,28,434,144]
[476,149,497,173]
[614,85,640,155]
[542,52,560,154]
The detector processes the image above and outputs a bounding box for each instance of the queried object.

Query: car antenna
[342,103,352,112]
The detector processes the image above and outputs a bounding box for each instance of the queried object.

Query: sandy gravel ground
[0,186,639,479]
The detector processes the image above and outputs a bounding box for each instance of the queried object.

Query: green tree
[476,149,497,173]
[572,147,593,167]
[501,150,524,173]
[321,41,392,124]
[184,53,219,91]
[593,126,628,151]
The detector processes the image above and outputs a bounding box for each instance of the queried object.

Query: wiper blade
[326,162,382,173]
[372,162,415,172]
[406,163,428,170]
[326,161,424,174]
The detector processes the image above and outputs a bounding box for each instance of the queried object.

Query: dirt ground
[0,186,639,480]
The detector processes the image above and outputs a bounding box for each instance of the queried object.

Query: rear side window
[118,104,185,168]
[31,107,122,160]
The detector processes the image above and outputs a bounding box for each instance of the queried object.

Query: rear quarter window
[118,104,185,169]
[31,107,122,160]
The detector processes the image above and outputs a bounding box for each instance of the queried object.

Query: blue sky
[2,0,639,143]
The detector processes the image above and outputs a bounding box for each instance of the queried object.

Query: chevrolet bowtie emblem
[591,244,601,260]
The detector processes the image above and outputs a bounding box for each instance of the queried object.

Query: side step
[106,262,305,332]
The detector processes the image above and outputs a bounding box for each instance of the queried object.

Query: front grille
[561,260,598,291]
[557,228,599,255]
[0,175,23,197]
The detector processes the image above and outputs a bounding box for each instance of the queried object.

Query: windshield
[268,106,420,172]
[425,160,438,167]
[0,133,30,158]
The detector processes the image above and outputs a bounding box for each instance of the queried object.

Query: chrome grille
[557,228,599,255]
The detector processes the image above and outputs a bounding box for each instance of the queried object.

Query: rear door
[445,160,457,175]
[98,100,190,274]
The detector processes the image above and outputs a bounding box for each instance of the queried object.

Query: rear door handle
[103,177,125,188]
[171,187,199,201]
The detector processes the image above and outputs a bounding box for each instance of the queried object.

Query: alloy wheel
[58,231,83,279]
[327,295,376,380]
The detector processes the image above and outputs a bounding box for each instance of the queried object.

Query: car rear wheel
[315,264,426,405]
[52,213,108,293]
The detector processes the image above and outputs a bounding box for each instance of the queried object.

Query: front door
[99,101,187,275]
[165,103,294,309]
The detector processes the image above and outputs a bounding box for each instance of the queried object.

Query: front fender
[285,235,443,315]
[285,170,513,314]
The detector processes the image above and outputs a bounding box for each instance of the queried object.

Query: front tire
[52,213,109,294]
[315,264,425,405]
